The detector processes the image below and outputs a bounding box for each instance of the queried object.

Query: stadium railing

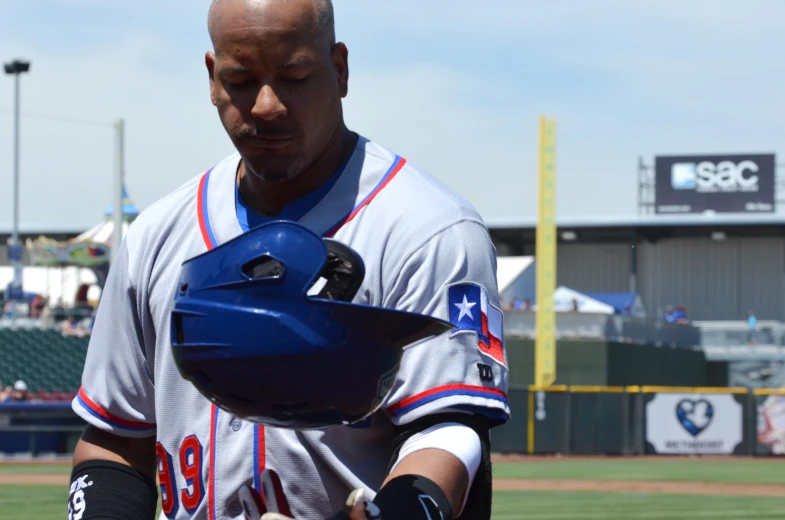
[0,402,85,458]
[503,311,702,348]
[694,319,785,347]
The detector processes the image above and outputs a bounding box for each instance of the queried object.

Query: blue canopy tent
[101,186,140,220]
[582,292,647,318]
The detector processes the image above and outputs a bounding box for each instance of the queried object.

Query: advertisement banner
[645,393,743,454]
[655,153,776,214]
[757,394,785,455]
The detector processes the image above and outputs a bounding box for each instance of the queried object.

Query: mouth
[241,135,295,151]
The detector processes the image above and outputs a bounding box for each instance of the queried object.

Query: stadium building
[488,214,785,322]
[2,160,784,460]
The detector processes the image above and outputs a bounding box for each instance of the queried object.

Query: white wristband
[390,422,482,516]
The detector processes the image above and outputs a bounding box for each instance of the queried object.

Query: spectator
[74,283,94,319]
[665,305,689,324]
[29,295,46,318]
[75,283,89,305]
[38,301,54,329]
[747,311,759,345]
[673,305,689,324]
[0,380,12,402]
[60,311,94,338]
[571,298,579,312]
[50,299,68,323]
[3,300,14,319]
[10,380,30,402]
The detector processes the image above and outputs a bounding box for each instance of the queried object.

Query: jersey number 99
[157,437,205,517]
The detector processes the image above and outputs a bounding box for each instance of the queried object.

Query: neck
[237,125,357,217]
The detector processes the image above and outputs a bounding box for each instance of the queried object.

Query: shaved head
[208,0,335,50]
[205,0,350,187]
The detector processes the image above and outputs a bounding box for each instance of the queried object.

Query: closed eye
[281,74,310,84]
[226,79,256,90]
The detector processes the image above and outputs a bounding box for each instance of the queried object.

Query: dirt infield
[0,474,68,485]
[487,454,785,495]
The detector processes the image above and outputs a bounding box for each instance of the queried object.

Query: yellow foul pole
[535,115,557,388]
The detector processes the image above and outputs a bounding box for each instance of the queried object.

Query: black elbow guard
[68,460,158,520]
[372,474,454,520]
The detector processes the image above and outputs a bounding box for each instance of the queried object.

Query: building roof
[487,213,785,249]
[485,213,785,229]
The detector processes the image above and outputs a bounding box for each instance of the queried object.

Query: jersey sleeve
[381,219,510,427]
[71,237,157,438]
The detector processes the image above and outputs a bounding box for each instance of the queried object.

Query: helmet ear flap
[309,239,365,302]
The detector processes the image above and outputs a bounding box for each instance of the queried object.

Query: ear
[332,43,349,98]
[206,52,218,106]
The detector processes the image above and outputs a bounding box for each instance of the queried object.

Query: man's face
[206,0,348,183]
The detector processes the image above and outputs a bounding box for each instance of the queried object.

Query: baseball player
[68,0,510,519]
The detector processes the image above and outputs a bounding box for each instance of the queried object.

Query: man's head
[12,380,28,401]
[206,0,348,183]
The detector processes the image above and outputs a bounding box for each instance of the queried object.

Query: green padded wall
[506,338,709,388]
[0,329,89,391]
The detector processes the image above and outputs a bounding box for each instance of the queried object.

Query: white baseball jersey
[72,136,510,520]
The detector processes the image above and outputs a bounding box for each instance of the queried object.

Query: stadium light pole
[111,118,125,265]
[4,59,31,303]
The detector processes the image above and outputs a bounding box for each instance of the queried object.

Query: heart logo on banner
[675,398,714,437]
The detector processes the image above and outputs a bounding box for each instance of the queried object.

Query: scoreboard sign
[655,154,776,214]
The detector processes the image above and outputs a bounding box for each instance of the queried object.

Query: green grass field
[491,490,785,520]
[492,457,785,485]
[1,458,783,519]
[0,486,67,520]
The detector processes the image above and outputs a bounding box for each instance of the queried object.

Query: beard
[243,154,308,183]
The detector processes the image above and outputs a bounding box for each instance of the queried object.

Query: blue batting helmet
[171,221,452,430]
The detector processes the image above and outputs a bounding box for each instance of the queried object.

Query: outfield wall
[0,402,83,457]
[506,339,719,388]
[492,386,785,457]
[1,387,783,459]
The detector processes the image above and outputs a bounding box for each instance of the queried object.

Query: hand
[238,468,294,519]
[242,487,381,520]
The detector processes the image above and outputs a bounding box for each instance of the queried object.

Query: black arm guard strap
[373,474,453,520]
[68,460,158,520]
[386,412,493,520]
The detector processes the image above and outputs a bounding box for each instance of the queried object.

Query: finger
[344,489,382,520]
[262,469,294,517]
[239,484,267,520]
[261,514,294,520]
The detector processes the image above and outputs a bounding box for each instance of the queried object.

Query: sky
[0,0,783,233]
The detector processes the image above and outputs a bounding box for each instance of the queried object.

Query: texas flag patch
[448,283,507,367]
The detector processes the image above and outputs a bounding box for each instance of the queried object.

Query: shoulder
[364,139,483,221]
[360,138,491,253]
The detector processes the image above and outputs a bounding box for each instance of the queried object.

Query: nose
[251,84,287,121]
